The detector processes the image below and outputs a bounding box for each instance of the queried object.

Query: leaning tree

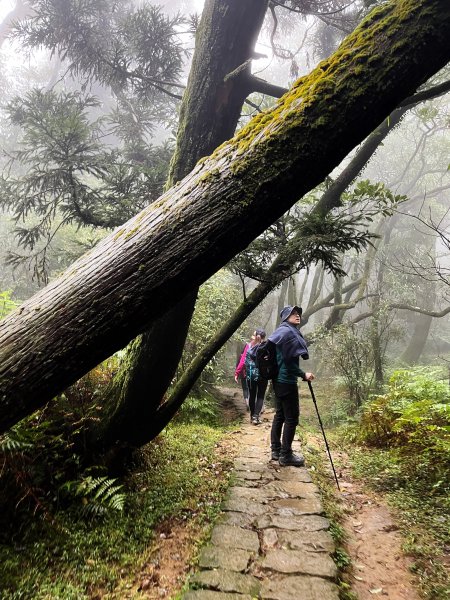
[0,0,449,435]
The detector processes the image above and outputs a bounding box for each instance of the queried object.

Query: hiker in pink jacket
[235,329,268,424]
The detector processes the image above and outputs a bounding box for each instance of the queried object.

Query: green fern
[61,475,125,518]
[0,432,33,452]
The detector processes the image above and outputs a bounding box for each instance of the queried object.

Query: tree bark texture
[100,0,270,446]
[1,0,450,433]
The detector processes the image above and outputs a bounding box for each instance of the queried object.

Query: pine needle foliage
[0,89,172,282]
[11,0,187,104]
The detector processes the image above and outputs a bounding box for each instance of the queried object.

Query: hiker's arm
[235,346,248,380]
[285,361,306,380]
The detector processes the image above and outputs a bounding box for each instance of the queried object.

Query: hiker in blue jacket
[268,305,314,467]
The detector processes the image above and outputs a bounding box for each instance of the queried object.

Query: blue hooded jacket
[268,322,309,384]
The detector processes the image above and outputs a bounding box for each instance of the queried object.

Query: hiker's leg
[241,377,249,410]
[270,383,285,451]
[248,379,257,419]
[254,379,268,419]
[280,386,299,453]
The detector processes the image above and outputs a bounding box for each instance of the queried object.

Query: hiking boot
[251,416,259,425]
[279,451,305,467]
[271,449,280,461]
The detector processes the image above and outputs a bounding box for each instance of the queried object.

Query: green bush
[358,368,450,484]
[174,392,219,426]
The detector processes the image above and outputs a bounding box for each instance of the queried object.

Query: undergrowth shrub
[357,367,450,486]
[181,269,242,387]
[314,324,376,412]
[173,391,219,426]
[0,357,121,532]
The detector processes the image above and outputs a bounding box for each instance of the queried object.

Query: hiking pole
[307,381,340,491]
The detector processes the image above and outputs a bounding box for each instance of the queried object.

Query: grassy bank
[0,399,239,600]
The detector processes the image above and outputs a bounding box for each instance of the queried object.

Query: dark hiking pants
[248,378,268,419]
[270,382,299,453]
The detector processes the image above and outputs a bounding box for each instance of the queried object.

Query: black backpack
[255,340,279,380]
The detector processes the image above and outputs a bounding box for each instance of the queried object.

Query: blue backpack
[245,350,259,382]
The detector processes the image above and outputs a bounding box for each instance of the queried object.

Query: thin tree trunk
[277,279,289,319]
[288,277,297,306]
[1,0,449,434]
[400,241,436,364]
[298,270,309,307]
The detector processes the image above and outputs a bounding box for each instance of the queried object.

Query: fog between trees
[0,0,449,434]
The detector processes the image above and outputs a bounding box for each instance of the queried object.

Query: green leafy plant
[174,394,219,425]
[315,324,376,411]
[0,290,18,319]
[358,368,450,485]
[60,474,125,519]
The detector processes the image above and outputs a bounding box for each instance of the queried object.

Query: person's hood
[269,322,309,362]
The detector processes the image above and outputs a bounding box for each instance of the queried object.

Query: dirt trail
[337,458,420,600]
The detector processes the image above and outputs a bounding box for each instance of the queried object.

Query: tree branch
[248,75,289,98]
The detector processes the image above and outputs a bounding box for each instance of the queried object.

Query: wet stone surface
[190,569,261,596]
[183,409,339,600]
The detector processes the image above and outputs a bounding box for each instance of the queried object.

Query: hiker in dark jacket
[268,305,314,466]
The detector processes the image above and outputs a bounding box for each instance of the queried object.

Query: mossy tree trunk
[1,0,449,435]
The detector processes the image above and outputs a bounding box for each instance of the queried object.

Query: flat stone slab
[259,548,337,579]
[272,497,324,515]
[238,447,265,458]
[260,575,340,600]
[228,486,273,502]
[190,569,260,596]
[218,511,255,528]
[234,458,270,471]
[211,525,260,552]
[223,496,267,515]
[277,530,335,553]
[234,478,261,488]
[262,528,279,549]
[271,468,313,483]
[265,481,319,498]
[198,546,252,572]
[234,470,262,481]
[255,514,330,531]
[184,591,253,600]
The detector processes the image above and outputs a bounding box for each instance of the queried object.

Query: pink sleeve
[235,344,249,378]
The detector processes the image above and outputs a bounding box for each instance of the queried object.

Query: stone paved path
[183,408,339,600]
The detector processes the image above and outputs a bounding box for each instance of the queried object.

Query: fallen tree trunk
[1,0,450,433]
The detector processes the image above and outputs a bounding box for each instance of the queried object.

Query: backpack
[244,350,259,382]
[255,340,279,380]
